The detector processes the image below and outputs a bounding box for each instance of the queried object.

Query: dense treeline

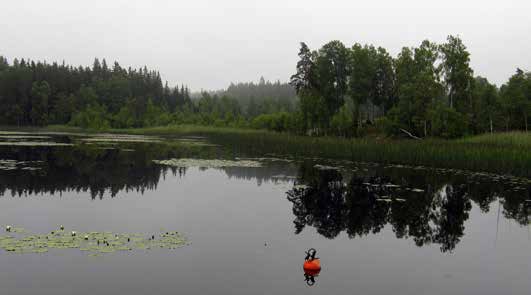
[290,36,530,138]
[0,56,195,128]
[1,36,529,137]
[0,56,297,130]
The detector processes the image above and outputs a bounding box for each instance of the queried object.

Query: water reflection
[303,248,321,286]
[287,162,529,252]
[0,138,528,254]
[0,144,188,199]
[0,142,297,199]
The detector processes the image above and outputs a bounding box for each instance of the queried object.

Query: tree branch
[400,128,422,140]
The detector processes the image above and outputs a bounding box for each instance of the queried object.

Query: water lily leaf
[0,226,187,256]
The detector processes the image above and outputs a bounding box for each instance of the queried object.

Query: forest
[0,35,529,138]
[290,35,530,138]
[0,56,296,130]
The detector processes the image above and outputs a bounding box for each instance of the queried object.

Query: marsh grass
[39,125,531,177]
[456,132,531,148]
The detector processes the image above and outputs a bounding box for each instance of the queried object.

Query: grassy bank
[42,125,531,177]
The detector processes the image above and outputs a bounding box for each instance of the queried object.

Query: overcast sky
[1,0,530,90]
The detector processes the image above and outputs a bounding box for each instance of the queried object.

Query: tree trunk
[449,95,453,109]
[489,117,493,134]
[353,104,361,136]
[400,128,422,140]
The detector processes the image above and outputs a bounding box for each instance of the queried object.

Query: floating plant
[153,158,262,168]
[236,157,294,163]
[0,226,187,256]
[0,142,73,147]
[314,164,341,170]
[80,134,162,143]
[0,159,43,171]
[0,135,52,139]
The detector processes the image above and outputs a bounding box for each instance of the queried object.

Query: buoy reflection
[303,248,321,286]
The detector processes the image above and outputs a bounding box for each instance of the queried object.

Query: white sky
[1,0,530,90]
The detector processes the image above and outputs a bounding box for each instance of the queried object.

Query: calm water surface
[0,132,529,295]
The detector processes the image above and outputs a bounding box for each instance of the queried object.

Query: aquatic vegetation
[34,125,530,177]
[0,141,73,147]
[0,159,43,171]
[153,158,262,168]
[0,135,52,139]
[100,125,531,177]
[236,157,294,163]
[80,134,162,143]
[314,164,341,170]
[171,137,218,147]
[0,227,187,255]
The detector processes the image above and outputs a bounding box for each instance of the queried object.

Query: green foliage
[75,85,98,110]
[30,81,51,126]
[251,112,292,132]
[379,107,406,136]
[315,40,350,126]
[143,99,171,127]
[472,77,500,133]
[69,103,110,130]
[429,103,469,138]
[290,41,350,133]
[499,69,531,131]
[0,57,183,127]
[439,35,474,113]
[0,39,528,140]
[349,43,378,132]
[330,104,354,137]
[51,93,76,124]
[113,103,136,128]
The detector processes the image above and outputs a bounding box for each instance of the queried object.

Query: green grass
[456,131,531,148]
[40,125,531,177]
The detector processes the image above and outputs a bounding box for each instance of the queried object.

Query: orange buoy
[303,258,321,272]
[303,248,321,272]
[302,258,321,273]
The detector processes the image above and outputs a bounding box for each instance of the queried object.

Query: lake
[0,131,529,295]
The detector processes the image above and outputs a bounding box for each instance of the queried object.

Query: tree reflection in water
[0,140,528,252]
[0,144,189,199]
[287,162,528,253]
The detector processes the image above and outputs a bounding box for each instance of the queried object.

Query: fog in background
[1,0,530,90]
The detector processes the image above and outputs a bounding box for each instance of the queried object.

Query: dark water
[0,132,529,295]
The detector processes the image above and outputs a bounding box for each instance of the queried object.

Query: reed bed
[42,125,531,177]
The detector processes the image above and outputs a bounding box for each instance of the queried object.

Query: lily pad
[0,226,188,256]
[153,158,262,168]
[0,142,73,147]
